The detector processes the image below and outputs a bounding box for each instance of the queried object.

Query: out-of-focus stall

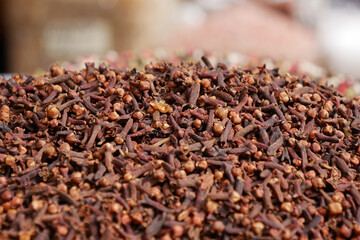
[0,0,6,73]
[3,0,177,73]
[2,0,360,97]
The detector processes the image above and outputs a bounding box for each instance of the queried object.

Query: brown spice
[0,59,359,239]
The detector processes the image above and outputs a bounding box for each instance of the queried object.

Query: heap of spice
[0,58,360,239]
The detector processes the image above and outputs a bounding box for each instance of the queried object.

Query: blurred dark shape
[256,0,293,15]
[2,0,175,73]
[0,0,6,73]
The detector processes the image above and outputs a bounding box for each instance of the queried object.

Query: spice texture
[0,58,360,239]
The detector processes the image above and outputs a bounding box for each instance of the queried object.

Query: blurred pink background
[1,0,360,97]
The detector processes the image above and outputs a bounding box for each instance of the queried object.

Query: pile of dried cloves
[0,57,360,239]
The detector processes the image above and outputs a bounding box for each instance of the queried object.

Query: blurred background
[1,0,360,95]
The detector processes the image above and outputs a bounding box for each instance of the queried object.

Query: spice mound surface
[0,59,360,239]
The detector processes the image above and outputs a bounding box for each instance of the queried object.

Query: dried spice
[0,57,360,239]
